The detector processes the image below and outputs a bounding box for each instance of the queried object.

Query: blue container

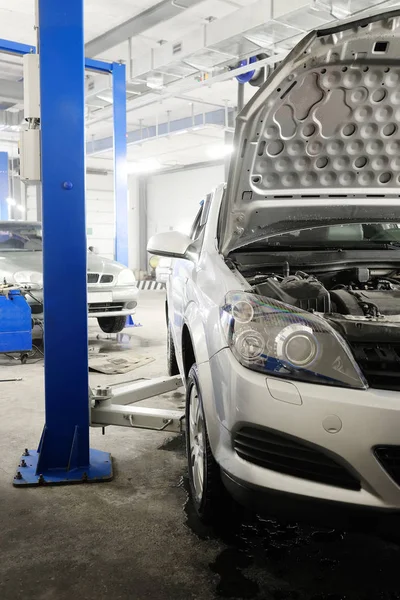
[0,289,32,353]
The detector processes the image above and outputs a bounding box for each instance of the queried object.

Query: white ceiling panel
[0,0,35,45]
[85,0,158,41]
[0,0,163,46]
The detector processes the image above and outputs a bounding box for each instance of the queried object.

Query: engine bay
[253,266,400,319]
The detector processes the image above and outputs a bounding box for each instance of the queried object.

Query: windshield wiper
[233,242,400,252]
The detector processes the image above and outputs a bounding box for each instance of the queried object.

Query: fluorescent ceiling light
[128,158,162,174]
[207,144,234,159]
[6,197,16,206]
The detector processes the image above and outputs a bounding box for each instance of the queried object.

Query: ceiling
[0,0,399,173]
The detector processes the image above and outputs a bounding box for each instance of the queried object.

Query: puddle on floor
[179,475,400,600]
[159,434,186,453]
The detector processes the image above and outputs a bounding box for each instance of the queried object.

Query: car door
[167,196,211,366]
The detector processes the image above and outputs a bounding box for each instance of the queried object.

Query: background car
[0,221,138,333]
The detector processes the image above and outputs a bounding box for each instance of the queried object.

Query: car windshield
[240,222,400,250]
[0,224,42,251]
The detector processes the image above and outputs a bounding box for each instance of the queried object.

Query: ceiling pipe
[86,52,285,127]
[85,0,204,58]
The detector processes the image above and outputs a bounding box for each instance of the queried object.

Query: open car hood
[221,8,400,255]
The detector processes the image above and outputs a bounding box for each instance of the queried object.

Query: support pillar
[138,176,148,273]
[112,62,128,266]
[14,0,112,486]
[0,152,9,220]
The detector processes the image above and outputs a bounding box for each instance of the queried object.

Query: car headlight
[117,269,136,285]
[13,270,43,289]
[221,292,367,389]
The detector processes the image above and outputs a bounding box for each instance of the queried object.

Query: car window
[190,193,213,241]
[0,224,42,251]
[189,207,203,241]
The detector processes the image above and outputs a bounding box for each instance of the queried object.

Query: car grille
[233,426,360,490]
[87,273,114,284]
[350,342,400,391]
[374,446,400,487]
[88,302,124,313]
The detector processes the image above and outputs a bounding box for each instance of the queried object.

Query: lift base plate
[13,448,113,487]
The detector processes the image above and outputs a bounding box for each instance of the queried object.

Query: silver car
[0,221,138,333]
[148,9,400,527]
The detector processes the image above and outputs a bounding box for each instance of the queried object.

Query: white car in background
[0,221,138,333]
[148,9,400,528]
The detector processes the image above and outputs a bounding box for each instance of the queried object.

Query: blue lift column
[14,0,112,486]
[0,152,9,220]
[112,62,128,267]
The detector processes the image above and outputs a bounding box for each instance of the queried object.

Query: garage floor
[1,291,400,600]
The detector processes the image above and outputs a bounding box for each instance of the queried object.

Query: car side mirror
[147,231,193,259]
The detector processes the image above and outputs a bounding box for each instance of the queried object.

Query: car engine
[254,267,400,319]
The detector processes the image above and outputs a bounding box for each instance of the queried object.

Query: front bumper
[26,285,139,320]
[209,348,400,513]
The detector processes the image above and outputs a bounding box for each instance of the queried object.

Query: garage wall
[146,164,224,239]
[26,184,38,222]
[86,172,114,259]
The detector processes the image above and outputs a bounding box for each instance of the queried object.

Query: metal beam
[85,0,204,58]
[0,38,35,56]
[87,107,233,156]
[92,403,184,433]
[112,62,128,266]
[174,94,231,109]
[85,58,113,74]
[0,38,113,74]
[94,375,183,406]
[86,52,286,127]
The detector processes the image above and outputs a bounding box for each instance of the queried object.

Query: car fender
[183,301,225,457]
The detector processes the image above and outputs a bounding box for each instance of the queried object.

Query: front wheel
[97,315,126,333]
[186,364,224,523]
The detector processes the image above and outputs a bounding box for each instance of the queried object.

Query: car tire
[97,315,126,333]
[186,364,225,523]
[167,323,179,376]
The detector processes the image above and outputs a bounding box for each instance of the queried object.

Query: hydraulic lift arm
[90,375,185,434]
